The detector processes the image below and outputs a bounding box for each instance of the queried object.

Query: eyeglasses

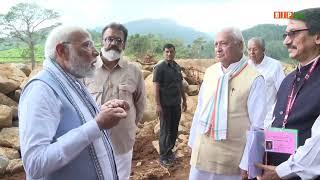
[283,28,309,39]
[62,41,95,49]
[104,37,124,45]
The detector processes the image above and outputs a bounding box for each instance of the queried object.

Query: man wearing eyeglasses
[85,22,146,180]
[257,8,320,180]
[247,37,285,128]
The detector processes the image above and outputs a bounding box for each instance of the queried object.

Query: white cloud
[1,0,319,32]
[168,0,320,32]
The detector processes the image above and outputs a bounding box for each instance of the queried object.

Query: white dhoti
[189,166,241,180]
[114,149,133,180]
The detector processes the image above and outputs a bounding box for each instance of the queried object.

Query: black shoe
[168,153,176,161]
[160,159,173,166]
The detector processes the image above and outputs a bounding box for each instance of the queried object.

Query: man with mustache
[188,27,267,180]
[257,8,320,180]
[85,22,146,180]
[247,37,285,128]
[19,25,129,180]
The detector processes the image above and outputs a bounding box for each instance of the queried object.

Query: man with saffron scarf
[188,27,267,180]
[19,25,128,180]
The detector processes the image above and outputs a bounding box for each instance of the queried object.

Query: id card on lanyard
[265,59,318,154]
[264,128,298,154]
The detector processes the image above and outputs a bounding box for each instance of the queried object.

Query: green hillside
[94,19,212,44]
[0,45,44,63]
[0,21,293,63]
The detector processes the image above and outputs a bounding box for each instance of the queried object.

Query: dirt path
[2,135,191,180]
[131,135,191,179]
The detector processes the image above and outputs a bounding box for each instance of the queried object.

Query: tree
[0,3,60,69]
[190,37,206,58]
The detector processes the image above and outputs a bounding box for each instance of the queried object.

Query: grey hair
[248,37,265,49]
[219,27,245,52]
[44,25,91,59]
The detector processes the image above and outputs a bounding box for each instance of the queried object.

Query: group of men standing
[189,7,320,180]
[17,7,320,180]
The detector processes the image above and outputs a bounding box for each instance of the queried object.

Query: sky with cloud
[1,0,319,33]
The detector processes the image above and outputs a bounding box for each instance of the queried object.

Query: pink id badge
[264,128,298,154]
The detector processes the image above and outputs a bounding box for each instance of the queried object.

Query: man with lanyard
[257,8,320,180]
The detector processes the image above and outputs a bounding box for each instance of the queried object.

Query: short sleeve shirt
[153,60,183,106]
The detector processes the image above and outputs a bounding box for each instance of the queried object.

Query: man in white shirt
[19,25,129,180]
[247,37,285,128]
[188,27,267,180]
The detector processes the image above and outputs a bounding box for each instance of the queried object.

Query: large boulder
[142,74,157,123]
[141,98,157,123]
[6,89,21,103]
[0,64,27,94]
[20,66,43,89]
[0,76,20,95]
[10,63,31,77]
[0,93,17,107]
[176,59,216,85]
[144,73,154,94]
[6,159,23,174]
[0,147,20,160]
[0,105,12,128]
[0,156,9,174]
[176,59,216,73]
[186,95,198,114]
[142,70,152,79]
[187,85,199,96]
[0,127,19,150]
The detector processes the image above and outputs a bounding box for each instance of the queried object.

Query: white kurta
[188,61,267,180]
[19,81,115,180]
[248,55,285,128]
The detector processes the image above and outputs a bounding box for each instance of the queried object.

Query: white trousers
[189,166,241,180]
[114,149,133,180]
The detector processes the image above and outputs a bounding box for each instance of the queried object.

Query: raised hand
[101,99,130,111]
[96,106,127,129]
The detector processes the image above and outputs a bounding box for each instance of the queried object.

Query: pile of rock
[0,63,42,176]
[0,63,38,176]
[136,59,215,160]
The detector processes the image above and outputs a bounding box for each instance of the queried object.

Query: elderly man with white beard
[85,22,146,180]
[19,25,129,180]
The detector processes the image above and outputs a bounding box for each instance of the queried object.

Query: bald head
[247,37,265,64]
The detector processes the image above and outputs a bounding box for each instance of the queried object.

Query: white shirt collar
[248,54,266,67]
